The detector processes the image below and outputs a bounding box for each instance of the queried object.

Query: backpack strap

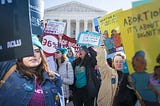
[0,64,17,88]
[66,62,68,78]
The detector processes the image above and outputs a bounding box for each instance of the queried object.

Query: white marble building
[44,1,107,39]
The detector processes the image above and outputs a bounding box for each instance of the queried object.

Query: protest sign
[61,34,80,50]
[98,9,129,73]
[77,31,101,47]
[30,0,44,35]
[93,17,101,33]
[42,34,59,56]
[44,21,66,35]
[42,34,79,56]
[132,0,153,7]
[118,0,160,73]
[98,9,122,36]
[0,0,33,61]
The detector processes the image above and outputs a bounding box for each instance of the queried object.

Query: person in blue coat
[0,35,63,106]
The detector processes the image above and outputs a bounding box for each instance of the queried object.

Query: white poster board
[44,21,66,34]
[77,31,101,47]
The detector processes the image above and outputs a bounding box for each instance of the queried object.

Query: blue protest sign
[30,0,44,35]
[77,31,101,47]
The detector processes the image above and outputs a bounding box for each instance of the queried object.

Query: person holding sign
[71,46,100,106]
[0,35,63,106]
[96,44,137,106]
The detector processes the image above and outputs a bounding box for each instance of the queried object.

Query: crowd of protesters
[1,34,160,106]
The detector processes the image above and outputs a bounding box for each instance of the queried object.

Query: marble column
[76,19,80,40]
[84,20,88,31]
[92,20,95,32]
[67,19,70,36]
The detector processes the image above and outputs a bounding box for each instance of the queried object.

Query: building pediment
[45,1,106,13]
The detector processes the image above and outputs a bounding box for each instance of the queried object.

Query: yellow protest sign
[98,9,122,36]
[118,0,160,73]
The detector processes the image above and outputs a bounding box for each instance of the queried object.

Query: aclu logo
[7,39,22,48]
[1,0,12,5]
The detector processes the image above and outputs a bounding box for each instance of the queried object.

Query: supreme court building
[44,1,107,39]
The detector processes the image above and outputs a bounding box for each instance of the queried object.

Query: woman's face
[55,50,62,59]
[113,55,124,71]
[79,49,87,59]
[23,45,42,68]
[67,49,73,57]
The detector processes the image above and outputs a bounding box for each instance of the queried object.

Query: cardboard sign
[0,0,33,61]
[30,0,44,35]
[93,17,101,33]
[118,0,160,73]
[42,34,59,55]
[77,31,101,47]
[42,34,80,57]
[44,21,66,35]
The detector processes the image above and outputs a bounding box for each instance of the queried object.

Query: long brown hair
[16,49,53,82]
[55,53,68,70]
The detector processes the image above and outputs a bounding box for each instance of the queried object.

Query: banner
[44,21,66,35]
[118,0,160,73]
[30,0,44,35]
[61,34,80,53]
[0,0,33,61]
[77,31,101,47]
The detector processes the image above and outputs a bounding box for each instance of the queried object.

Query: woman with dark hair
[0,36,63,106]
[54,48,74,105]
[71,46,100,106]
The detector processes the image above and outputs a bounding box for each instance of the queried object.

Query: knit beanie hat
[56,48,67,54]
[32,34,43,49]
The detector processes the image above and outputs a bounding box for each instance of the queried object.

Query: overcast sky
[44,0,139,13]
